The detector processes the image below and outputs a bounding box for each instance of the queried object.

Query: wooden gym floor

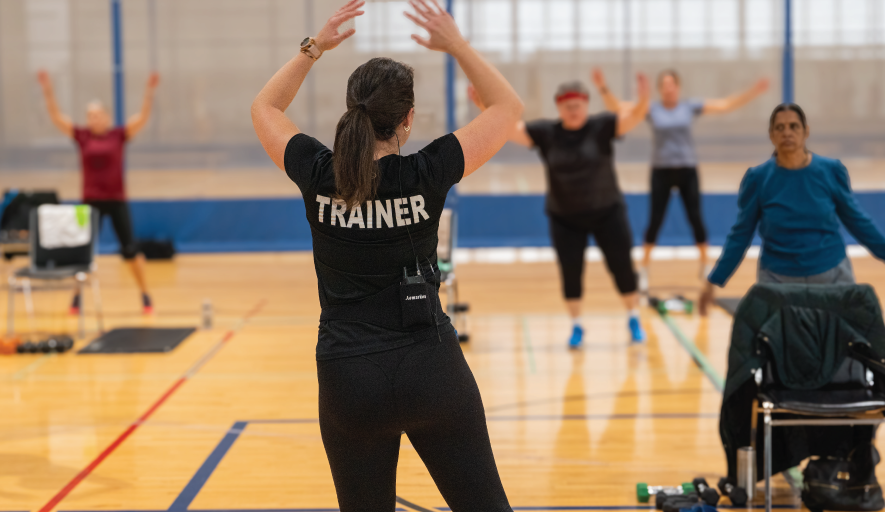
[2,252,885,512]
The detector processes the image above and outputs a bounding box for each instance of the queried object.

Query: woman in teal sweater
[701,103,885,311]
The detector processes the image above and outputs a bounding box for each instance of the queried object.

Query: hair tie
[353,103,367,112]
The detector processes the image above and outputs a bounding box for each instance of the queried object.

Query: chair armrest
[849,343,885,379]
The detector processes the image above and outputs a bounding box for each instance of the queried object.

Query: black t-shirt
[284,133,464,360]
[525,113,623,216]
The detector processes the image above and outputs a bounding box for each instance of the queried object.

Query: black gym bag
[138,240,176,260]
[802,445,885,512]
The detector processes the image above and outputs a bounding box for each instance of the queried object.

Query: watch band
[300,37,322,61]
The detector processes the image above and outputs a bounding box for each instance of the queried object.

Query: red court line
[37,299,267,512]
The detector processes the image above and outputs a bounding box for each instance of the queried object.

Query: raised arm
[703,78,769,115]
[466,84,532,148]
[37,71,73,137]
[615,73,650,137]
[252,0,364,170]
[833,163,885,262]
[407,0,523,177]
[591,68,631,113]
[126,72,160,139]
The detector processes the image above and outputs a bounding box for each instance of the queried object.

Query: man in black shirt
[469,73,650,348]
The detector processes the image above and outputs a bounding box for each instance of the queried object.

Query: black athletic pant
[549,202,638,299]
[317,332,512,512]
[643,167,708,245]
[86,200,139,259]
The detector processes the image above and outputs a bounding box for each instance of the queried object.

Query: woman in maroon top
[37,70,159,315]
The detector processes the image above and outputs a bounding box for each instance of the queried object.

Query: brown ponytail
[333,58,415,208]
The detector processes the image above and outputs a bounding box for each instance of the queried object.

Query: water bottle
[202,299,213,330]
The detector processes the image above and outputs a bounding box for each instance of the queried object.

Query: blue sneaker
[629,316,646,343]
[568,324,584,349]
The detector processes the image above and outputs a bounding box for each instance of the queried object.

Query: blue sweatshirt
[709,155,885,286]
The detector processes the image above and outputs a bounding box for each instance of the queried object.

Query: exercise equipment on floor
[0,334,75,355]
[649,294,695,315]
[79,327,196,354]
[637,482,695,503]
[717,477,749,506]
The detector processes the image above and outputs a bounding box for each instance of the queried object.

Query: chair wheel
[454,303,470,313]
[458,333,470,343]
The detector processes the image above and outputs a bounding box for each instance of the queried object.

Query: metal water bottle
[737,446,757,500]
[202,299,213,330]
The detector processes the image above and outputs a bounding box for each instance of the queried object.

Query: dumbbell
[57,335,75,353]
[19,341,38,354]
[661,494,701,512]
[637,482,695,504]
[692,478,721,506]
[657,491,699,510]
[718,476,749,506]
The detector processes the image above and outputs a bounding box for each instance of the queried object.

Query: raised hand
[404,0,467,54]
[754,78,770,94]
[147,72,160,89]
[37,70,52,90]
[591,68,607,90]
[315,0,365,53]
[636,72,650,98]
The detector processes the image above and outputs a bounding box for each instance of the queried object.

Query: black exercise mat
[79,327,196,354]
[716,297,743,316]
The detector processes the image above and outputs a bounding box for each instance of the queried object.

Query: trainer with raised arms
[468,71,651,348]
[251,1,521,510]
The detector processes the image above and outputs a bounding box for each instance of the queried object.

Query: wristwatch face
[301,37,311,48]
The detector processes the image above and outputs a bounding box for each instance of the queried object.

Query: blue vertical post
[445,0,456,133]
[111,0,125,127]
[782,0,794,103]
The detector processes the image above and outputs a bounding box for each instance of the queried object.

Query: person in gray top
[594,69,768,289]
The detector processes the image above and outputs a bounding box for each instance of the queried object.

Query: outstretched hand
[591,68,607,90]
[698,282,715,317]
[754,78,771,95]
[37,70,51,90]
[405,0,467,54]
[147,72,160,89]
[636,72,650,98]
[316,0,365,52]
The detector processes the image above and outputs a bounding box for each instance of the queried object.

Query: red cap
[555,91,590,103]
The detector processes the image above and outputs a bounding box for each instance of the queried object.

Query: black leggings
[643,167,708,245]
[86,200,139,259]
[549,202,638,299]
[317,332,512,512]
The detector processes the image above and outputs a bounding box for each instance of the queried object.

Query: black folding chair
[752,329,885,512]
[6,206,104,339]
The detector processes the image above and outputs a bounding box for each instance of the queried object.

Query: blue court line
[168,421,248,512]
